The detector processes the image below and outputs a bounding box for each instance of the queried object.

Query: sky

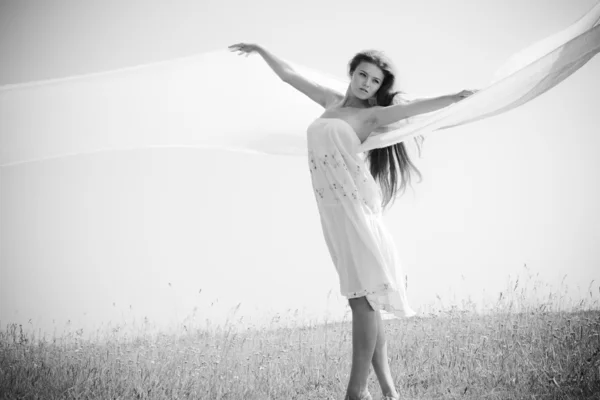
[1,0,599,340]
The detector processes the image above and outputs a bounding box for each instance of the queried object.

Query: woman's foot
[344,390,372,400]
[381,390,400,400]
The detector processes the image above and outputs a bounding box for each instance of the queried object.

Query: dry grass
[1,277,599,400]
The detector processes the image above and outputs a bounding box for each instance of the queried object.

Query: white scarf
[1,3,599,167]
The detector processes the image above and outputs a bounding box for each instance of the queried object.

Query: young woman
[229,43,475,400]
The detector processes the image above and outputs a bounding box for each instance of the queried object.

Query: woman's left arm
[367,90,476,128]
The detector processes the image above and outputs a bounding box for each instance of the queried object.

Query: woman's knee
[348,296,375,312]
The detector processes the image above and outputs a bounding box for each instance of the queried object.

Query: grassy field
[1,281,599,399]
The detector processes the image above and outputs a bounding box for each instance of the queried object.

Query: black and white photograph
[1,0,599,399]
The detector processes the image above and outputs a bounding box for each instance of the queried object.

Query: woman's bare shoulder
[325,92,345,108]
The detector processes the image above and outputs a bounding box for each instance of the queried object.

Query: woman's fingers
[459,89,478,98]
[228,43,245,52]
[228,43,254,56]
[453,89,478,102]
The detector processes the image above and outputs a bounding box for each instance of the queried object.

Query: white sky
[1,0,599,338]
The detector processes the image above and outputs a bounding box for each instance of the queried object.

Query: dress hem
[341,283,417,318]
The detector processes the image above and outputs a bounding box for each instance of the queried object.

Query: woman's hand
[453,89,478,102]
[228,43,262,57]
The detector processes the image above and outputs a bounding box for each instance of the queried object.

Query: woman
[229,43,474,400]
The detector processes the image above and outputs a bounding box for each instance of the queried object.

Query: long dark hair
[348,50,424,211]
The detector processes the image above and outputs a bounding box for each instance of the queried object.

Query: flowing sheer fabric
[1,3,599,167]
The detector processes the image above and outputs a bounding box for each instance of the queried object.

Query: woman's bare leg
[371,312,399,399]
[345,296,378,400]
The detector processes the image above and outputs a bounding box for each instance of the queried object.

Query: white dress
[306,117,416,318]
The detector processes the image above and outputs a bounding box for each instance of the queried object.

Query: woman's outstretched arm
[367,90,477,128]
[229,43,340,108]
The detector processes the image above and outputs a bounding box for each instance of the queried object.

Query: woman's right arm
[229,43,340,108]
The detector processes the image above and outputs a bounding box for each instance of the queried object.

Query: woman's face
[350,62,384,101]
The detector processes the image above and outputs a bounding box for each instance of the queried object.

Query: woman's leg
[345,296,378,400]
[371,312,399,399]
